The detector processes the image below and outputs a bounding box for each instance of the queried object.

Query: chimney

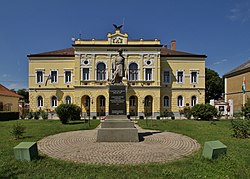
[164,44,168,48]
[171,40,176,50]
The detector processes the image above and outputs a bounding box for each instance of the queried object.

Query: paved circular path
[38,125,200,165]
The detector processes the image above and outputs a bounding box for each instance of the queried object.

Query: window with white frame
[36,71,44,83]
[177,71,184,83]
[191,71,198,84]
[65,71,72,83]
[191,96,197,106]
[129,63,138,81]
[51,70,58,83]
[145,68,152,81]
[51,96,57,107]
[37,96,43,107]
[163,70,170,84]
[177,95,184,107]
[65,96,71,104]
[164,96,170,107]
[82,68,90,80]
[97,63,106,81]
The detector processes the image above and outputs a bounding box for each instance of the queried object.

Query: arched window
[164,96,170,107]
[65,96,71,104]
[51,96,57,107]
[129,63,138,81]
[177,95,183,107]
[37,96,43,107]
[191,96,197,107]
[97,63,106,80]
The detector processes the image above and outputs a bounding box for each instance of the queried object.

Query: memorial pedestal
[97,115,139,142]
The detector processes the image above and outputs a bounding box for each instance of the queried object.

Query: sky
[0,0,250,90]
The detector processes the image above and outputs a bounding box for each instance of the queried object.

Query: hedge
[0,112,19,121]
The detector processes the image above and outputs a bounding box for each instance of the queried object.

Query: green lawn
[0,119,249,178]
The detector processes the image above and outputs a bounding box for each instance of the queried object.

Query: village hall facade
[28,27,206,117]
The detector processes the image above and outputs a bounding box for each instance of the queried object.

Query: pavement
[38,125,200,165]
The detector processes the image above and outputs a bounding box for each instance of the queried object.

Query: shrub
[183,106,192,119]
[160,110,169,118]
[231,119,250,138]
[10,123,26,139]
[26,112,33,119]
[33,111,40,120]
[242,98,250,119]
[139,116,144,119]
[191,104,217,121]
[40,110,48,120]
[55,104,81,124]
[0,112,19,121]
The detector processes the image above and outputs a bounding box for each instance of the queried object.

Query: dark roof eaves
[72,44,163,47]
[224,67,250,78]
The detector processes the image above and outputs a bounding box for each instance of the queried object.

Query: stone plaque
[109,85,126,115]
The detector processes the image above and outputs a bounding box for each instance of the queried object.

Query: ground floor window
[177,95,183,107]
[51,96,57,107]
[37,96,43,107]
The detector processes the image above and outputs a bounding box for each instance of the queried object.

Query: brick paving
[38,125,200,165]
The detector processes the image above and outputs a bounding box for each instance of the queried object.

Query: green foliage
[33,111,40,120]
[242,98,250,119]
[205,68,224,103]
[160,109,169,118]
[183,106,192,119]
[55,104,81,124]
[191,104,217,121]
[0,120,249,178]
[231,119,250,138]
[40,110,48,120]
[0,112,19,121]
[10,122,26,139]
[26,111,33,119]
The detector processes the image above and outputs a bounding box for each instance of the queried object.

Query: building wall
[28,30,205,117]
[225,71,250,112]
[0,96,20,112]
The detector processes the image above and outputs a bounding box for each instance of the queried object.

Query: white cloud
[228,2,250,23]
[2,74,8,78]
[212,59,228,66]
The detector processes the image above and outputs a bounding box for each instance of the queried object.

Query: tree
[17,89,29,103]
[205,68,224,103]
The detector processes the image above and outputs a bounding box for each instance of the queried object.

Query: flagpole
[243,76,246,119]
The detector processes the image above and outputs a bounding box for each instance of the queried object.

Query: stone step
[101,120,135,128]
[106,115,128,120]
[97,128,139,142]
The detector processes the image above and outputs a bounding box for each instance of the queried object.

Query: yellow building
[0,84,22,112]
[224,60,250,113]
[28,27,206,118]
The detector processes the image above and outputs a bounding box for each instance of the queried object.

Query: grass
[0,119,249,178]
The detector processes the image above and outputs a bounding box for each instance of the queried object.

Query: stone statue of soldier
[111,49,125,84]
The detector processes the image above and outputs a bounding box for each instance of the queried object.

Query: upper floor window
[82,68,90,81]
[51,96,57,107]
[191,96,197,106]
[145,68,152,81]
[129,63,138,81]
[163,70,170,84]
[177,71,184,83]
[164,96,170,107]
[97,63,106,81]
[36,71,44,83]
[37,96,43,107]
[65,71,72,83]
[65,96,71,104]
[51,70,58,83]
[177,95,184,107]
[191,71,198,84]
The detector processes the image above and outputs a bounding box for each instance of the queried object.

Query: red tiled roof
[27,47,206,58]
[0,84,22,98]
[27,48,74,57]
[160,47,207,58]
[224,60,250,77]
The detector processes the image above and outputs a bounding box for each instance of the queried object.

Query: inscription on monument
[109,85,126,115]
